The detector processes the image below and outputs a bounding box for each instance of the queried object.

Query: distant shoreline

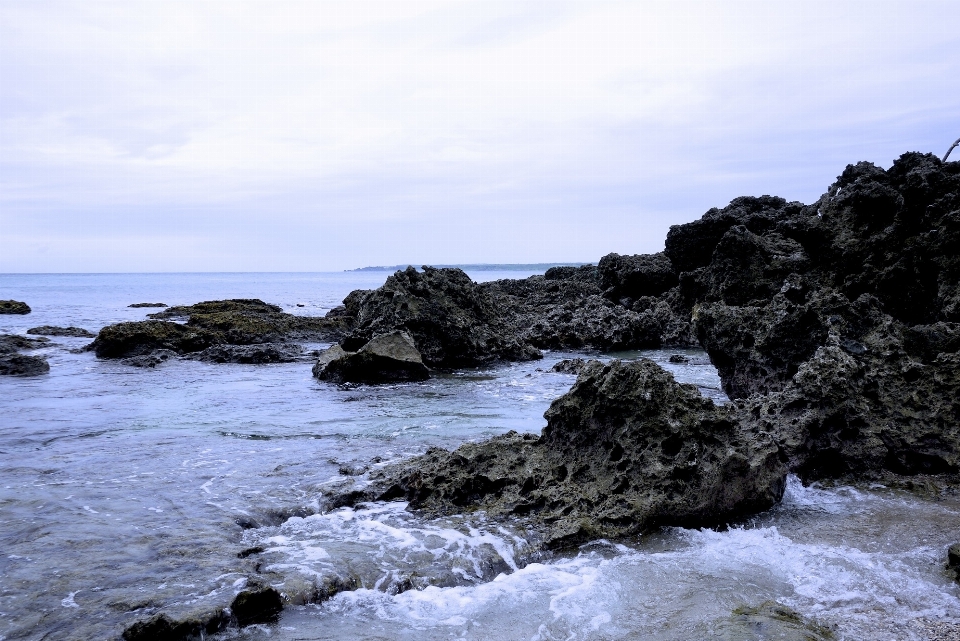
[346,263,591,272]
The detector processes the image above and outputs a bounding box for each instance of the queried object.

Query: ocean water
[1,272,958,641]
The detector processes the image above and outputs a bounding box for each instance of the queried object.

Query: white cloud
[1,0,959,271]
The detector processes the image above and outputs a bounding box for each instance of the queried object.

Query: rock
[0,334,49,353]
[339,267,541,367]
[346,359,785,548]
[948,543,960,580]
[88,321,221,358]
[149,298,349,344]
[551,358,589,374]
[189,343,303,364]
[27,325,95,338]
[121,612,229,641]
[128,302,167,308]
[721,602,835,640]
[0,300,31,314]
[597,252,678,300]
[121,349,177,368]
[230,585,283,626]
[314,331,430,383]
[0,353,49,376]
[668,354,689,363]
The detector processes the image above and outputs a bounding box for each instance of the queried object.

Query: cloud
[1,0,959,271]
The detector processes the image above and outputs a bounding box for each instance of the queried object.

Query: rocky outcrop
[598,251,678,302]
[314,331,430,383]
[128,302,167,308]
[92,299,352,364]
[339,359,785,548]
[27,325,96,338]
[338,267,541,367]
[0,300,30,314]
[0,334,49,376]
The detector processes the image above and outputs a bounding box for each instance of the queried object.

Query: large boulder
[0,334,50,376]
[313,331,430,383]
[597,251,678,302]
[339,267,540,367]
[344,359,785,547]
[0,300,30,314]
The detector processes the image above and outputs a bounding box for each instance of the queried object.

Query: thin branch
[944,137,960,162]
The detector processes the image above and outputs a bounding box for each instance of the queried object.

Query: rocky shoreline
[67,150,960,638]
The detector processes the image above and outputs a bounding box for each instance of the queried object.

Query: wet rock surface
[27,325,96,338]
[0,334,50,376]
[91,298,351,364]
[314,330,430,383]
[0,300,31,314]
[340,359,786,548]
[721,602,835,640]
[128,302,167,308]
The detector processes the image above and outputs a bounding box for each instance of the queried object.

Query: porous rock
[339,267,541,367]
[88,321,220,358]
[344,359,785,548]
[0,300,31,314]
[0,353,49,376]
[314,331,430,383]
[190,343,303,364]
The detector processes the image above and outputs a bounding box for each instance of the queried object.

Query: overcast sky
[2,1,958,272]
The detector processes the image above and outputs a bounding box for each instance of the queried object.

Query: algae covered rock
[190,343,303,364]
[719,602,835,640]
[339,267,541,367]
[88,321,220,358]
[0,300,31,314]
[27,325,95,338]
[349,359,786,547]
[314,331,430,383]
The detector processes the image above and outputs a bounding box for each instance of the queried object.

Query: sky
[1,1,959,273]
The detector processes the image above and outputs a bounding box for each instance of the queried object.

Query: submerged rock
[720,602,835,640]
[121,349,177,368]
[314,331,430,383]
[128,302,167,308]
[189,343,303,364]
[343,359,785,548]
[27,325,95,338]
[0,300,31,314]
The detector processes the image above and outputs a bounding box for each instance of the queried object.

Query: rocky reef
[27,325,96,338]
[0,300,31,314]
[324,151,960,544]
[313,330,430,383]
[0,334,49,376]
[90,299,351,364]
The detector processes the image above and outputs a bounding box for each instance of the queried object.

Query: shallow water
[1,273,958,640]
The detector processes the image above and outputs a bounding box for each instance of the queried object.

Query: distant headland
[347,263,590,272]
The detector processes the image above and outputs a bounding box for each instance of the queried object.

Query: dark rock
[189,343,303,364]
[230,585,283,626]
[121,611,229,641]
[128,302,167,308]
[27,325,95,338]
[0,353,49,376]
[0,334,49,354]
[339,267,541,367]
[0,300,30,314]
[598,252,678,300]
[88,321,220,358]
[346,359,785,548]
[551,358,589,374]
[668,354,689,363]
[314,331,430,383]
[122,349,177,368]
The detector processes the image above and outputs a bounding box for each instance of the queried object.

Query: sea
[1,271,959,641]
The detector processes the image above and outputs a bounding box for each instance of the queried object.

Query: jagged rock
[339,267,541,367]
[189,343,303,364]
[88,321,221,358]
[0,300,31,314]
[0,334,49,353]
[0,353,49,376]
[27,325,95,338]
[948,543,960,581]
[314,331,430,383]
[128,302,167,308]
[343,359,785,548]
[551,358,588,374]
[597,251,678,301]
